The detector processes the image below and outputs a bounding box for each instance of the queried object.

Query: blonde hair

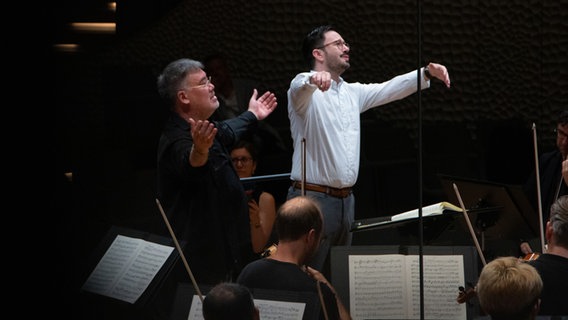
[476,256,542,320]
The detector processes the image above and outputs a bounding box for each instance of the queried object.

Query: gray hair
[156,58,204,109]
[550,195,568,246]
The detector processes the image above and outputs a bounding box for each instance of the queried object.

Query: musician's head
[548,195,568,248]
[274,196,324,261]
[476,256,542,320]
[556,110,568,158]
[202,282,259,320]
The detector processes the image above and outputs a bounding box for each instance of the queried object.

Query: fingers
[259,91,277,108]
[520,242,533,255]
[191,120,217,140]
[250,88,258,100]
[429,63,451,88]
[311,71,331,91]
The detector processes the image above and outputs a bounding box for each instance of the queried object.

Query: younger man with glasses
[286,25,451,277]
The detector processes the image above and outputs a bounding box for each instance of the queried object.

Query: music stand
[438,174,539,256]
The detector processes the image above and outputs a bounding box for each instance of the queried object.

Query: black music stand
[438,174,540,258]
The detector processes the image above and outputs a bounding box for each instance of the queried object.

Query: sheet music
[81,234,174,303]
[187,295,305,320]
[349,254,466,320]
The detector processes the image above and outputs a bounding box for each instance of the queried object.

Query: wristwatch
[424,66,432,80]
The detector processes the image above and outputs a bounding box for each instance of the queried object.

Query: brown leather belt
[291,181,352,198]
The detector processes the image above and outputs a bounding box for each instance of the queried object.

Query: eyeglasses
[317,39,350,50]
[231,156,252,165]
[188,76,212,89]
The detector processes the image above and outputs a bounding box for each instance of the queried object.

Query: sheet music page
[407,255,466,320]
[255,299,305,320]
[348,254,466,320]
[81,234,174,303]
[186,295,305,320]
[187,295,203,320]
[349,254,408,319]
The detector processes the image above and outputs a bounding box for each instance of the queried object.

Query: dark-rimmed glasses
[317,39,349,50]
[231,156,252,165]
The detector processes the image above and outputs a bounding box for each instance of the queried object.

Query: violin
[522,252,540,261]
[261,243,278,258]
[457,283,476,304]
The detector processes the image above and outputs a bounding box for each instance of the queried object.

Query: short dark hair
[233,139,259,161]
[302,25,335,69]
[275,196,323,241]
[202,282,256,320]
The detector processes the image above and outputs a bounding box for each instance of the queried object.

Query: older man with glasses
[152,58,277,319]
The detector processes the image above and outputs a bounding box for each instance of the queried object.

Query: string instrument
[453,183,486,304]
[456,283,477,304]
[261,243,278,258]
[455,124,547,304]
[155,198,204,302]
[522,252,540,261]
[533,123,547,254]
[523,123,546,258]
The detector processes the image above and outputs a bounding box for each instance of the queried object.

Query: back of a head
[549,195,568,247]
[202,282,256,320]
[476,256,542,320]
[275,196,323,241]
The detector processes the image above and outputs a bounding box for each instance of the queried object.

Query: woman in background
[231,140,277,255]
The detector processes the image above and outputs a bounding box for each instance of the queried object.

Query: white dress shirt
[287,68,430,188]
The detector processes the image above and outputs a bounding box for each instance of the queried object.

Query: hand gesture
[310,71,331,91]
[427,62,451,88]
[188,118,217,152]
[247,89,277,121]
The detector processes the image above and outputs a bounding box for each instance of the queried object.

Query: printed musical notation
[349,254,466,320]
[81,234,174,303]
[187,295,305,320]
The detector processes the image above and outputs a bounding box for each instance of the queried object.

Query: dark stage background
[53,0,567,319]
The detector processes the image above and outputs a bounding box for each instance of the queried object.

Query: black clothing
[525,150,568,223]
[157,110,258,284]
[237,258,340,320]
[528,253,568,316]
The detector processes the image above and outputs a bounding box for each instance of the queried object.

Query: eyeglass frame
[231,156,253,165]
[316,39,350,50]
[188,76,212,89]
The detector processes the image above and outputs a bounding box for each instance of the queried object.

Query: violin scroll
[261,243,278,258]
[457,283,476,304]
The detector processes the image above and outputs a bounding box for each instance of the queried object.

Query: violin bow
[155,198,204,303]
[453,183,487,266]
[301,139,330,320]
[301,138,306,196]
[531,123,546,253]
